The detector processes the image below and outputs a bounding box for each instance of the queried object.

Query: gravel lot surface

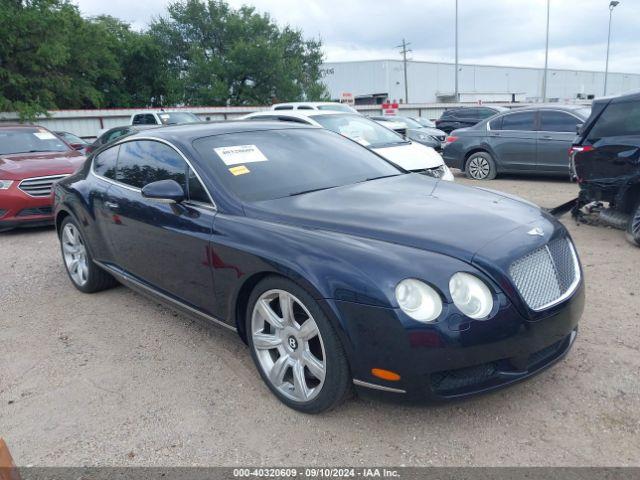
[1,171,639,467]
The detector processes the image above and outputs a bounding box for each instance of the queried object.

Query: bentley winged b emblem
[527,226,545,237]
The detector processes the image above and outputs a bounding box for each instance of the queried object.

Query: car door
[101,139,217,313]
[487,111,537,171]
[537,110,582,173]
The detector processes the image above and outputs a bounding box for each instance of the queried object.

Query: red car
[0,125,86,232]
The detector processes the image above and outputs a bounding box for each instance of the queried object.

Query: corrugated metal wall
[323,60,640,103]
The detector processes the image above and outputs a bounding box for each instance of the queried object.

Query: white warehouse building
[321,59,640,104]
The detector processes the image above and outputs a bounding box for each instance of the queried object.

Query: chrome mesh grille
[18,175,67,197]
[509,237,579,311]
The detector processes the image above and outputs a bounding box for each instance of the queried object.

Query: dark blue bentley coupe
[53,122,584,413]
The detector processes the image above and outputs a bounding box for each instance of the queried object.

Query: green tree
[150,0,329,106]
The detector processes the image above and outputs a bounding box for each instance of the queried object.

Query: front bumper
[0,183,55,231]
[332,282,584,403]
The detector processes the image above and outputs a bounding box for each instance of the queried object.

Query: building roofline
[323,58,640,77]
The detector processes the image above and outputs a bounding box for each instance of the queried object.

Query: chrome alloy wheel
[251,289,326,402]
[467,155,491,179]
[62,223,89,287]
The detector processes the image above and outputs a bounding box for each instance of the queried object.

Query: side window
[501,112,536,131]
[187,168,211,204]
[93,145,119,179]
[489,116,503,130]
[297,106,314,110]
[477,108,497,119]
[105,128,127,143]
[274,106,293,110]
[116,140,187,189]
[539,111,580,133]
[588,101,640,141]
[132,114,157,125]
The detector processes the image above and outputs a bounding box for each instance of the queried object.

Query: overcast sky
[73,0,639,73]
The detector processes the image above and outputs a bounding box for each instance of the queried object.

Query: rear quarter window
[588,100,640,141]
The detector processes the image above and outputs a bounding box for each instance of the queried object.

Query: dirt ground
[1,171,639,467]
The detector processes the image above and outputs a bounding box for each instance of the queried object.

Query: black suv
[435,106,508,134]
[571,90,640,246]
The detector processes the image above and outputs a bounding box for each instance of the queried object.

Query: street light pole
[604,1,620,96]
[541,0,550,102]
[455,0,459,102]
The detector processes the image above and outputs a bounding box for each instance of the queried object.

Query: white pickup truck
[129,111,201,126]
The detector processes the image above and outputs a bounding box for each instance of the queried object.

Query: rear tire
[246,276,351,414]
[465,151,497,180]
[59,217,118,293]
[626,202,640,247]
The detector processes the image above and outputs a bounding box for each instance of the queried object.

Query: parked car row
[243,110,453,181]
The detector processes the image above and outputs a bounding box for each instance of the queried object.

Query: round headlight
[395,279,443,322]
[449,272,493,319]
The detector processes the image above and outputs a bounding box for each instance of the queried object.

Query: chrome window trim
[90,136,217,210]
[18,174,69,197]
[95,260,236,332]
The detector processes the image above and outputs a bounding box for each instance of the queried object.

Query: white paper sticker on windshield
[214,145,268,166]
[33,132,57,140]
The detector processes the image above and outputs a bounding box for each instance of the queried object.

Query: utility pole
[542,0,550,102]
[455,0,459,101]
[604,1,621,96]
[396,39,412,103]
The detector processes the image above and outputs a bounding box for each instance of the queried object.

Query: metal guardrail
[0,101,590,139]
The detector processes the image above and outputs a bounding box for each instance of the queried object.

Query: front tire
[465,151,497,180]
[626,202,640,247]
[246,276,351,413]
[59,217,118,293]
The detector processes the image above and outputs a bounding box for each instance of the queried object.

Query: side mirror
[576,123,584,135]
[141,179,185,204]
[72,144,85,150]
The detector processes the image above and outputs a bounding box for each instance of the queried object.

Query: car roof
[130,120,317,143]
[509,104,590,113]
[246,110,349,120]
[271,102,345,108]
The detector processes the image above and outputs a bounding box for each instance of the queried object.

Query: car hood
[408,127,446,137]
[246,174,555,263]
[372,141,443,170]
[0,150,85,180]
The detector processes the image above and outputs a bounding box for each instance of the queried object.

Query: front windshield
[310,113,406,148]
[193,128,401,202]
[0,128,71,155]
[159,112,200,125]
[316,104,356,113]
[576,107,592,120]
[415,117,436,128]
[385,116,424,129]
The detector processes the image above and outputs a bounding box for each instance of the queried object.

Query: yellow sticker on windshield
[229,165,250,176]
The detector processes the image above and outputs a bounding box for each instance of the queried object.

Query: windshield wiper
[288,185,339,197]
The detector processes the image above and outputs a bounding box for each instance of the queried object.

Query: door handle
[540,135,553,140]
[105,201,119,210]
